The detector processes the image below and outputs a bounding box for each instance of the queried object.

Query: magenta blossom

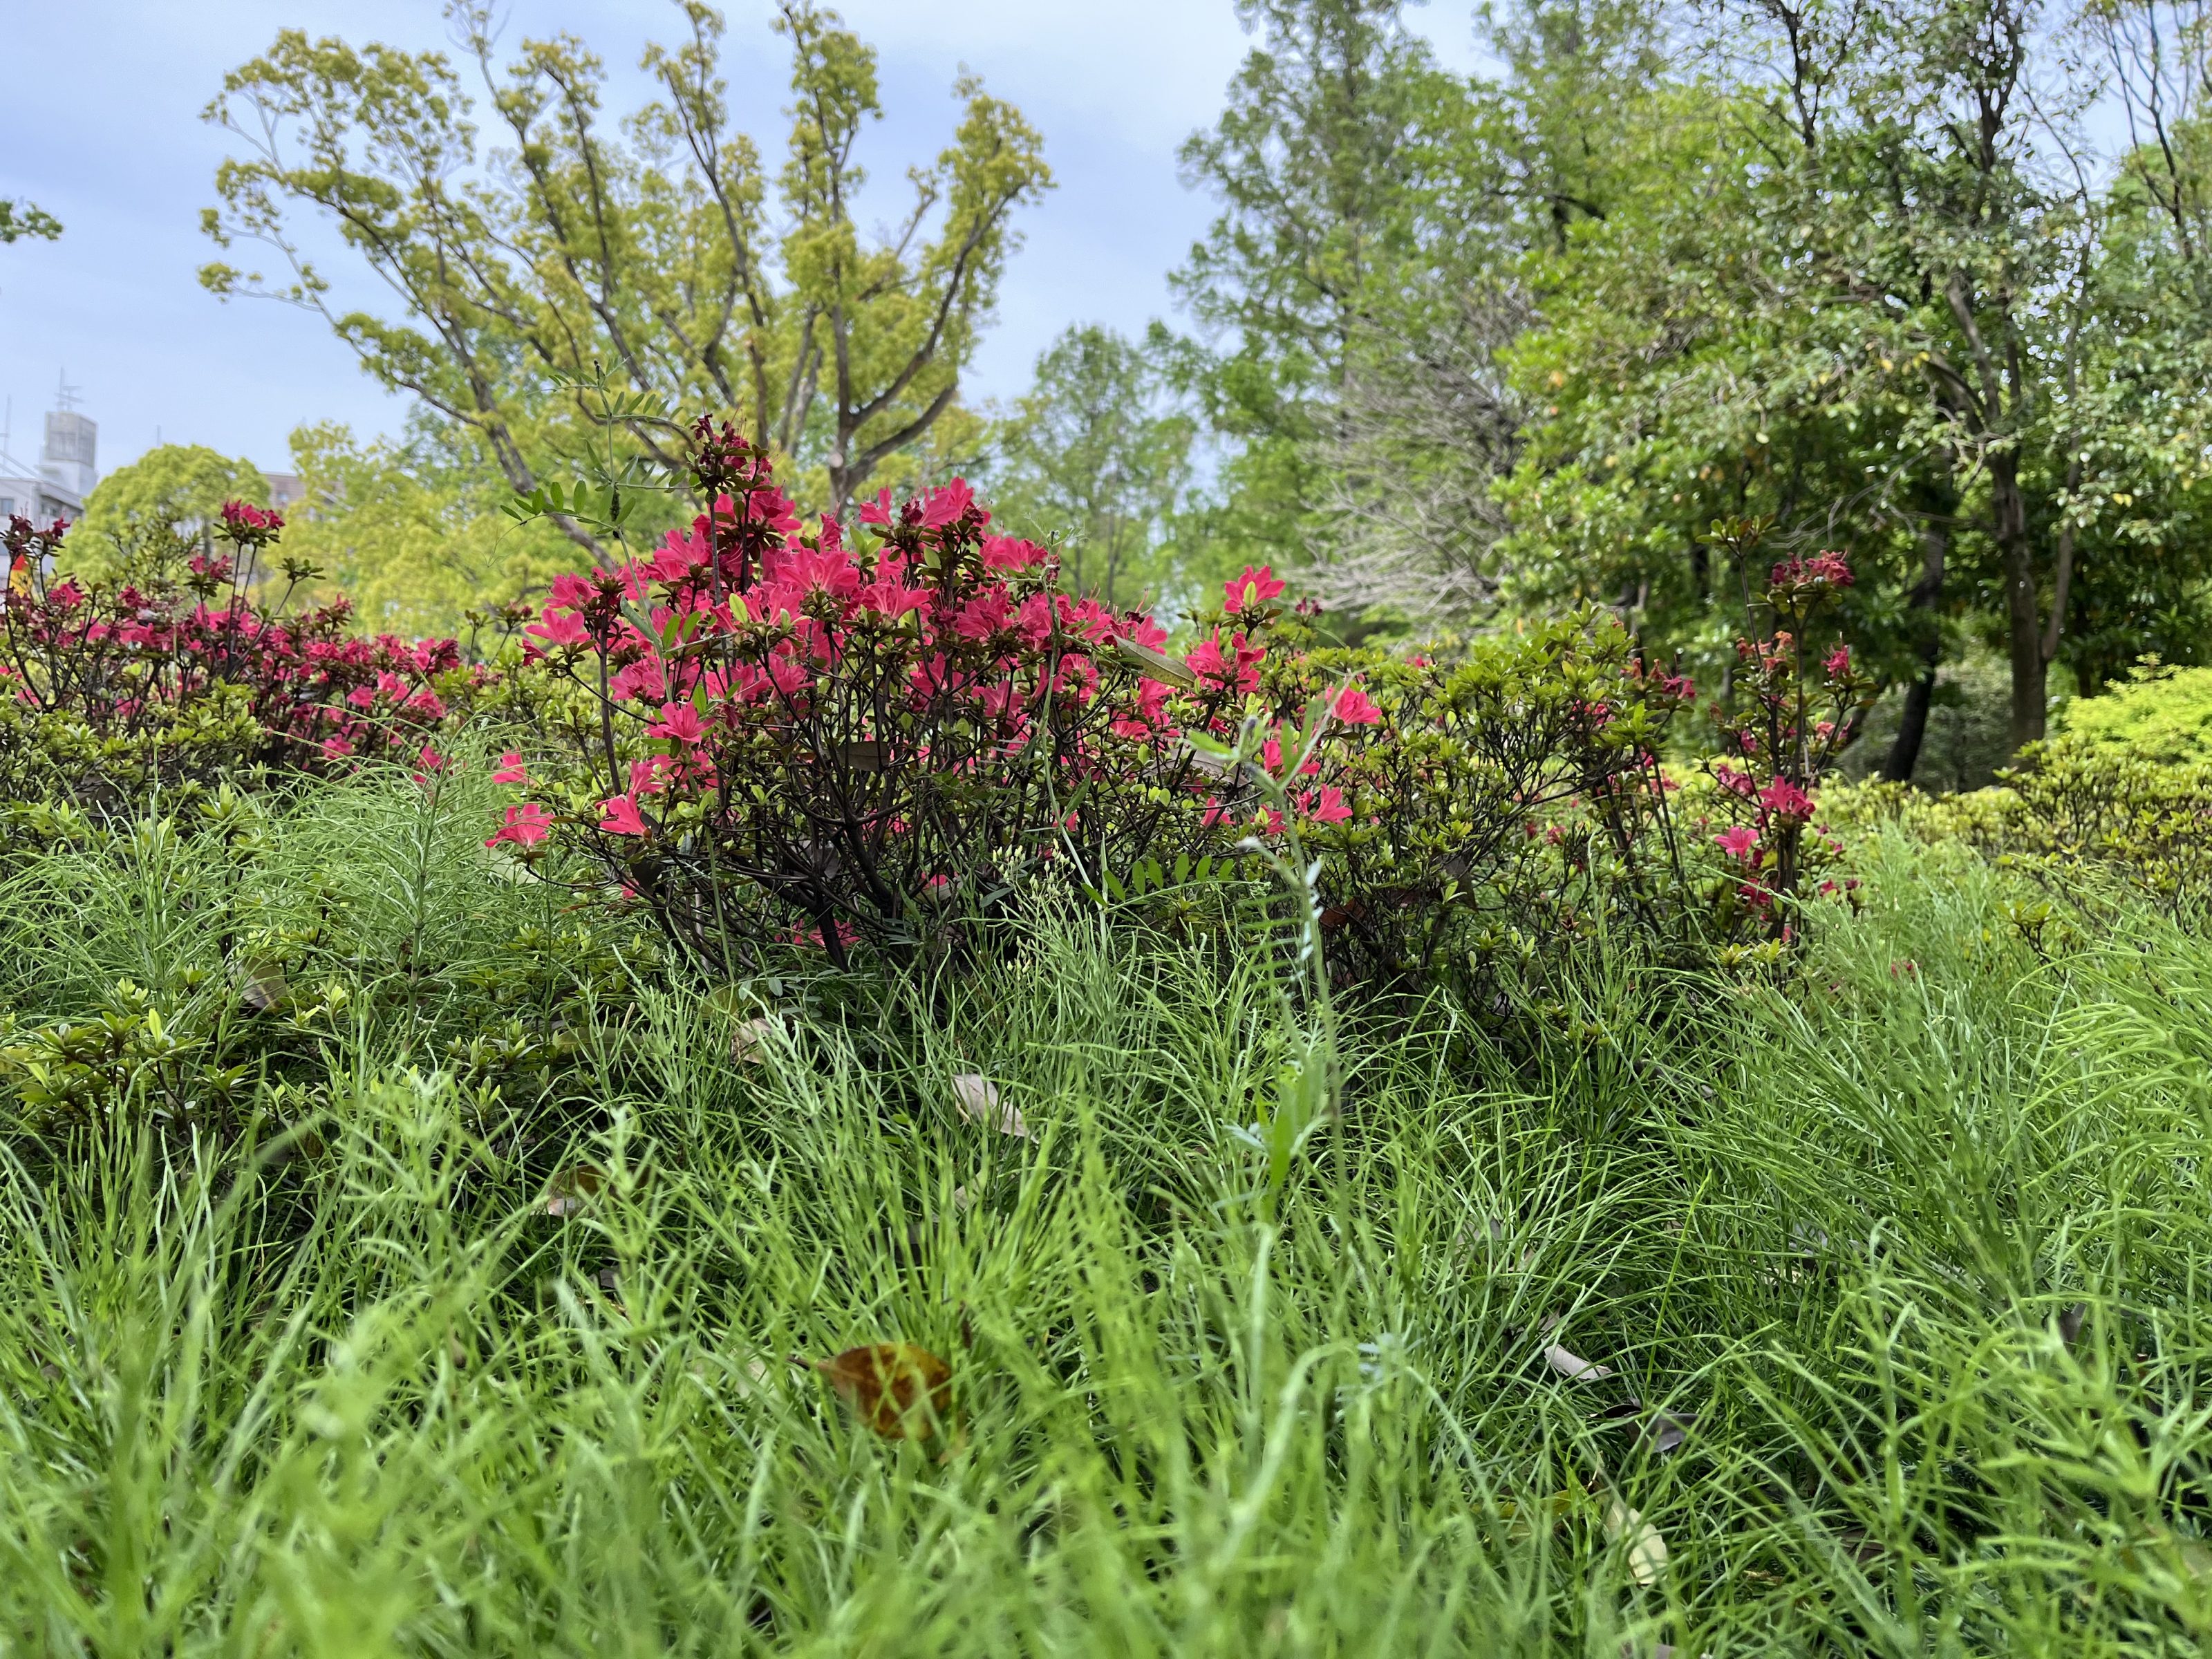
[599,794,649,836]
[1714,825,1759,863]
[1331,684,1383,727]
[487,803,551,848]
[1222,564,1287,615]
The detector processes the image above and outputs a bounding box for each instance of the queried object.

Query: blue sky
[0,1,1491,480]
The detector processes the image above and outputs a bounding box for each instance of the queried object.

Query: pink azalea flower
[857,488,897,529]
[487,803,551,848]
[1306,785,1351,825]
[1714,825,1759,862]
[980,535,1046,572]
[1757,777,1815,822]
[1824,644,1851,677]
[649,700,707,744]
[526,606,590,648]
[1187,630,1266,695]
[1221,564,1286,615]
[1331,684,1382,726]
[919,478,977,529]
[492,751,528,784]
[598,794,649,836]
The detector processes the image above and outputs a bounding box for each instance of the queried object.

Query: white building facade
[0,408,97,525]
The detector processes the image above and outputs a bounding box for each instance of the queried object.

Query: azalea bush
[0,505,478,843]
[495,423,1718,994]
[1113,598,1701,1002]
[490,423,1300,970]
[1687,521,1875,946]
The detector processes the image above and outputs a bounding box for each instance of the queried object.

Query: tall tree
[198,0,1049,557]
[987,326,1194,611]
[72,445,271,582]
[1169,0,1477,584]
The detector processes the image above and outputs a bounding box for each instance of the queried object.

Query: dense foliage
[0,506,475,845]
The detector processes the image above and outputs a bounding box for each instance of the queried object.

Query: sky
[0,0,1492,483]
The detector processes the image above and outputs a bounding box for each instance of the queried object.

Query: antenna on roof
[54,370,82,413]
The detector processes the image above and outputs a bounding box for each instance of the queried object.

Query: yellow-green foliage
[1853,718,2212,909]
[281,423,577,635]
[72,444,269,581]
[2052,661,2212,765]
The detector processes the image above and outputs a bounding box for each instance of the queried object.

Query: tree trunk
[1991,450,2047,753]
[1880,518,1949,783]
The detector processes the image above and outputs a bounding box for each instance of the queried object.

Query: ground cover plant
[3,765,2211,1655]
[10,459,2191,1653]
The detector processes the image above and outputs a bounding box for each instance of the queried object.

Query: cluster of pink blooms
[1703,548,1864,915]
[489,433,1380,859]
[0,509,467,769]
[1768,551,1853,596]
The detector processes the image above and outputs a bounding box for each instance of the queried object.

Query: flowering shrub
[496,423,1704,992]
[494,423,1294,968]
[1105,597,1698,998]
[0,506,476,842]
[1690,523,1874,941]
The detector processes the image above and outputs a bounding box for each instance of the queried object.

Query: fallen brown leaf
[810,1343,953,1441]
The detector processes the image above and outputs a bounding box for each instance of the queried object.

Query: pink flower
[980,535,1046,572]
[1188,630,1266,695]
[526,606,590,648]
[1824,644,1851,678]
[1770,552,1853,592]
[919,478,977,529]
[492,751,528,784]
[1331,684,1382,726]
[857,488,897,529]
[487,803,551,848]
[649,700,707,744]
[598,794,649,836]
[1222,564,1286,615]
[1714,825,1759,862]
[1757,777,1815,822]
[1306,785,1351,825]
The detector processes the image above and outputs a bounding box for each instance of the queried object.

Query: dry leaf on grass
[234,959,288,1014]
[1604,1495,1669,1586]
[809,1343,953,1440]
[952,1074,1027,1138]
[1539,1315,1613,1381]
[544,1163,606,1217]
[704,986,778,1063]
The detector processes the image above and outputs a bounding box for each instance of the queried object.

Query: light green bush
[2054,660,2212,766]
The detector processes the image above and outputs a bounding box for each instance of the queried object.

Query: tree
[198,0,1049,560]
[279,419,578,635]
[1168,0,1479,584]
[0,200,61,243]
[73,445,270,581]
[1501,0,2212,766]
[987,326,1194,611]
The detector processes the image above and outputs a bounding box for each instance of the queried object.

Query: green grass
[1,771,2210,1655]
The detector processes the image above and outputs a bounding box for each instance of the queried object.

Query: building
[263,471,306,514]
[0,401,96,526]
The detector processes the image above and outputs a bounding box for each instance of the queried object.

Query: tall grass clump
[1,766,2210,1652]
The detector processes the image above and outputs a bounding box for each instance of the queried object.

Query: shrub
[496,422,1711,993]
[0,506,478,843]
[492,424,1259,970]
[1687,522,1874,943]
[2052,660,2212,767]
